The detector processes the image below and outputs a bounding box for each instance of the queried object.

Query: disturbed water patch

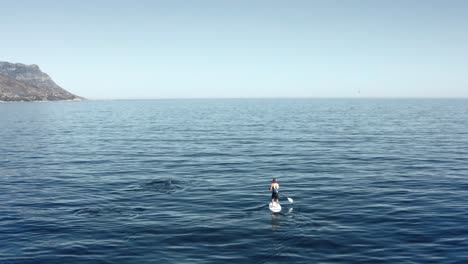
[122,178,188,194]
[72,206,147,219]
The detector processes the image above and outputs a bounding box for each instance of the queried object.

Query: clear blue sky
[1,0,467,99]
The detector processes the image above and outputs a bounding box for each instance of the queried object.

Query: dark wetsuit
[271,183,279,199]
[272,189,279,199]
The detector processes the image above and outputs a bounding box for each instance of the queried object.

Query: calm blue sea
[1,99,468,264]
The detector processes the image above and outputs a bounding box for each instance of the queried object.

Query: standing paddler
[269,178,280,206]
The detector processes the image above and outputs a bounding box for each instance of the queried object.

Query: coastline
[0,97,85,103]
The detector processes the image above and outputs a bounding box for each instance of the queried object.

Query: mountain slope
[0,61,83,102]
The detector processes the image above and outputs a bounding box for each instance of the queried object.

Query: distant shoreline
[0,98,85,103]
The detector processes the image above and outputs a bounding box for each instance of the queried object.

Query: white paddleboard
[269,202,281,213]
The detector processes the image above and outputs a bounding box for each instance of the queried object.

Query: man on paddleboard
[269,178,280,206]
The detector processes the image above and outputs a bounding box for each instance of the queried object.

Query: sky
[1,0,467,99]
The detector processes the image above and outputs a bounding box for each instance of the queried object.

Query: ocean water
[1,99,468,264]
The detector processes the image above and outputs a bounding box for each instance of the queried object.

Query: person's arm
[269,184,273,191]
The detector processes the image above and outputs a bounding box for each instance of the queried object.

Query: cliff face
[0,61,83,102]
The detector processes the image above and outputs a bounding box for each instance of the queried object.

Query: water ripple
[1,99,468,263]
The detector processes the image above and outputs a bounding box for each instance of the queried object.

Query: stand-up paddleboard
[269,202,281,213]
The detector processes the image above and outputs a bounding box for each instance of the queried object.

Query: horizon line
[85,96,468,101]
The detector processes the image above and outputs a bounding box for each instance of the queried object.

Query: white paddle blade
[287,197,294,203]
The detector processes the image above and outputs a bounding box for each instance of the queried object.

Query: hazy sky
[1,0,467,99]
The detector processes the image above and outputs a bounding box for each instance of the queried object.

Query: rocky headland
[0,61,83,102]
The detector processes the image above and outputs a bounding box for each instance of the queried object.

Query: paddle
[281,193,294,203]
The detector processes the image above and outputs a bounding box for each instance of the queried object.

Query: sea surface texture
[1,99,468,264]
